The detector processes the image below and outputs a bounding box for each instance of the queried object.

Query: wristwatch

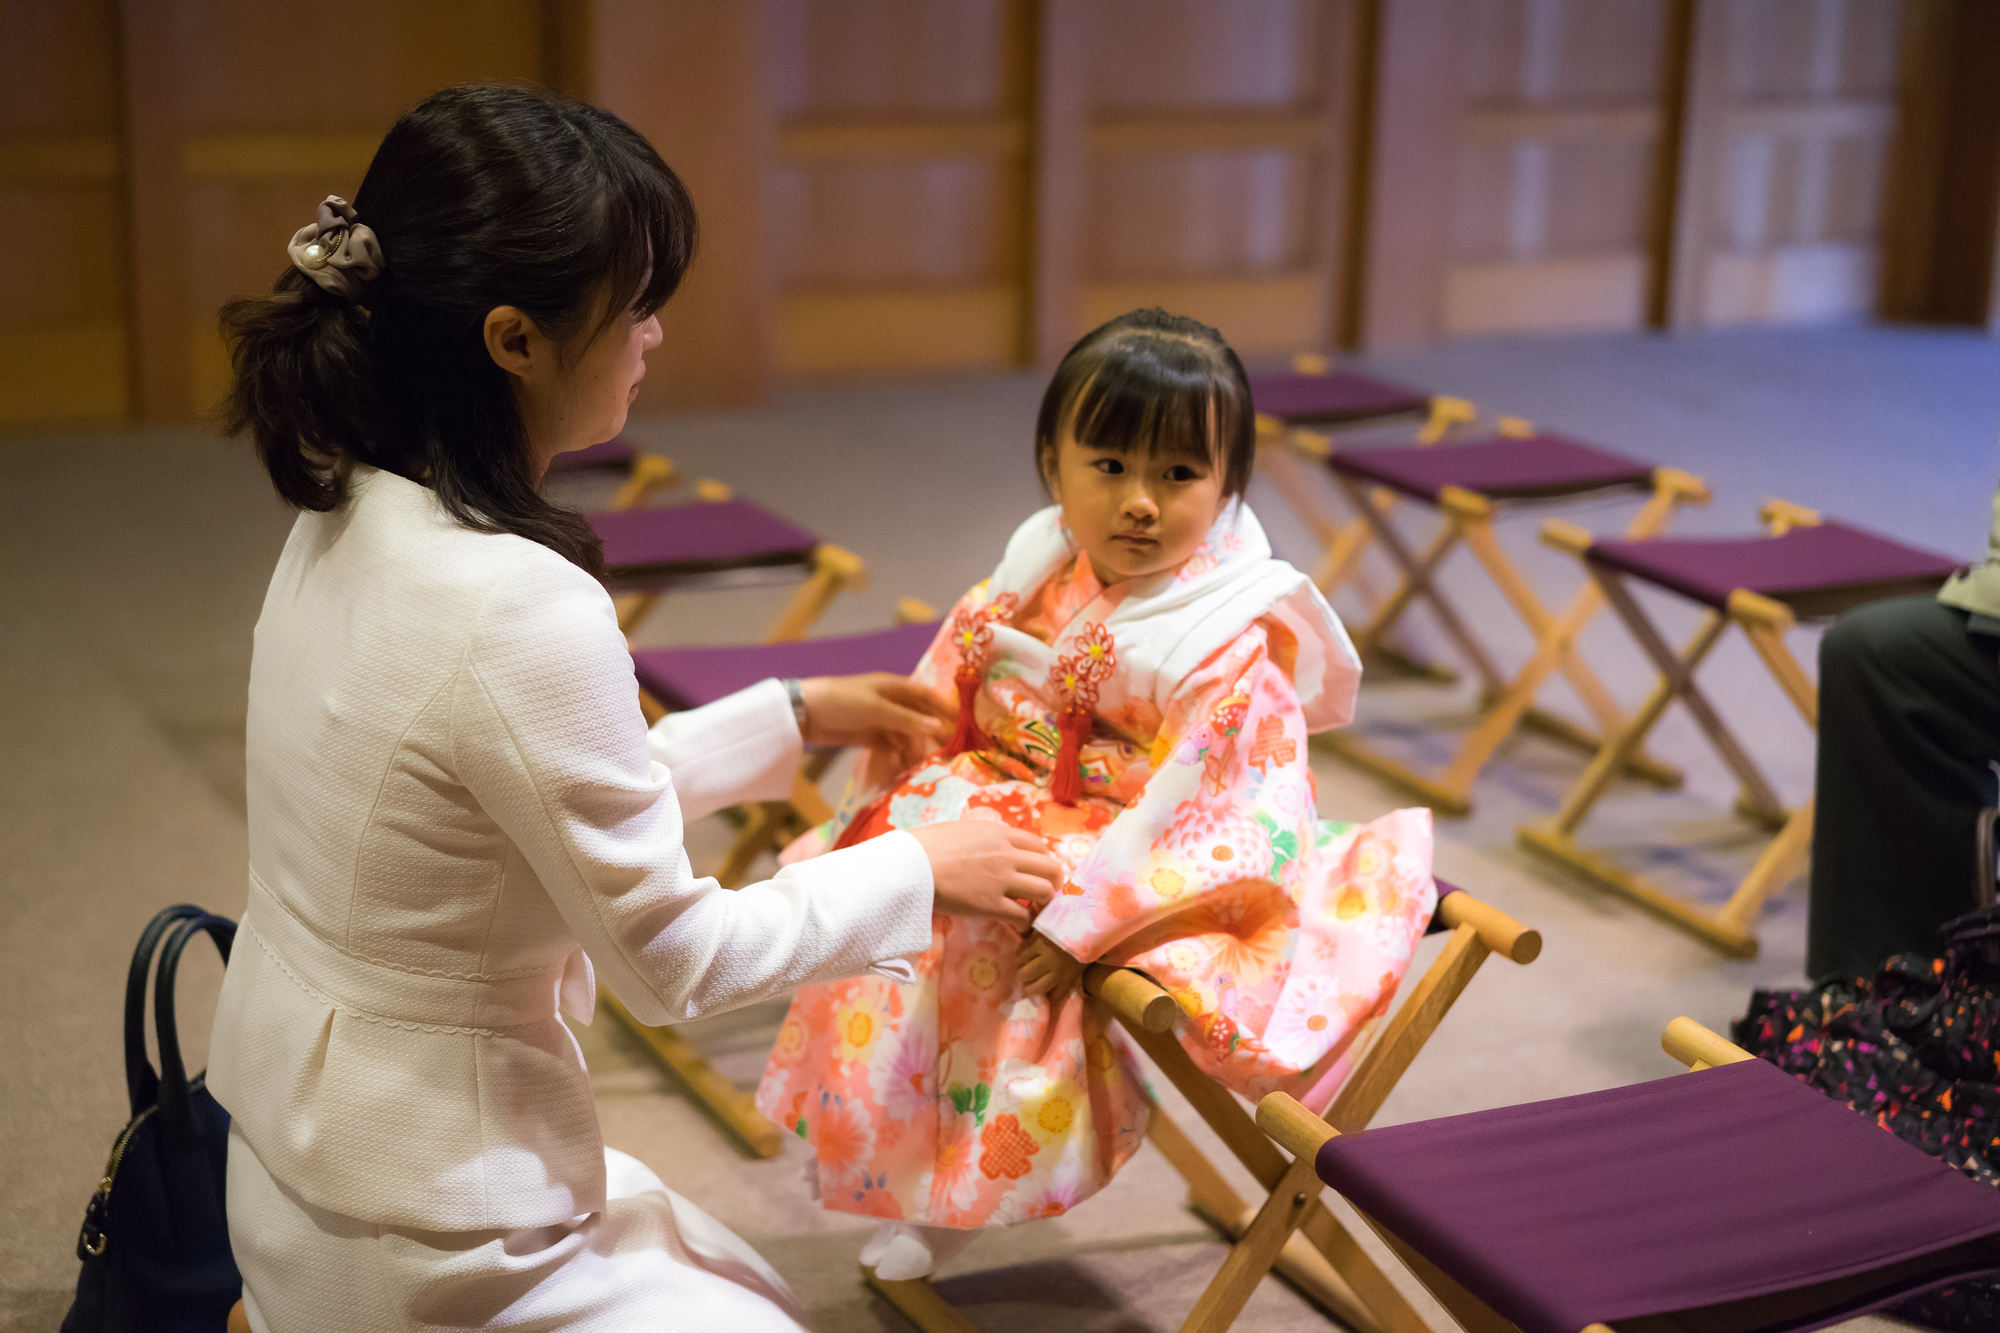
[782,677,809,736]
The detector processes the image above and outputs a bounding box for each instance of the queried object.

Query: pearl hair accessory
[285,195,384,302]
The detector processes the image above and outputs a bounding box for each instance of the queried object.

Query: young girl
[756,310,1436,1280]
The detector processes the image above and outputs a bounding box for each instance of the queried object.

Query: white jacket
[208,467,934,1232]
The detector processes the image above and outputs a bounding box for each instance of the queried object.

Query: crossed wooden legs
[1177,893,1539,1333]
[1318,470,1707,815]
[1517,562,1818,958]
[866,893,1539,1333]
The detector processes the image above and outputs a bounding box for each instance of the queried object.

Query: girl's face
[1047,416,1226,585]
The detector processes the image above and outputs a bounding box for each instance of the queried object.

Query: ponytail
[221,269,393,514]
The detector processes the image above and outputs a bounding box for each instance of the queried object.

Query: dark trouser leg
[1807,596,2000,980]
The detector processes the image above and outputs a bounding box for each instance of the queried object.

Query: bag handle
[153,913,236,1150]
[124,905,210,1119]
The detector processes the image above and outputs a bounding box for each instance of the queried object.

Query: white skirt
[227,1126,813,1331]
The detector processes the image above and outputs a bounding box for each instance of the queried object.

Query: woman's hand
[800,674,952,777]
[1017,933,1084,1004]
[908,822,1060,928]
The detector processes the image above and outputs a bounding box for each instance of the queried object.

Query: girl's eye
[1092,457,1125,475]
[1164,464,1201,482]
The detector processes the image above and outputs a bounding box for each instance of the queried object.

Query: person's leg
[1808,596,2000,979]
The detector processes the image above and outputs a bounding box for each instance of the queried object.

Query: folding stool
[1315,434,1710,815]
[591,480,869,640]
[1518,502,1961,957]
[605,611,943,1159]
[864,883,1541,1333]
[1243,1016,2000,1333]
[1252,361,1507,694]
[1249,357,1456,650]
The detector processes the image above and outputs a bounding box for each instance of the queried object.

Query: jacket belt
[243,875,563,1034]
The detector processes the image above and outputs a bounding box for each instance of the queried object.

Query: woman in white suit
[207,85,1058,1331]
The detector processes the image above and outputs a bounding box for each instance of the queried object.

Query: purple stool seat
[549,436,637,474]
[1589,520,1961,619]
[632,621,940,711]
[1316,1057,2000,1333]
[1328,434,1656,505]
[1249,371,1431,424]
[590,500,819,577]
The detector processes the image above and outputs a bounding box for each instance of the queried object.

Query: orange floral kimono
[755,503,1435,1230]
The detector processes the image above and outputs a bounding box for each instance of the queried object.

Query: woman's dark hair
[221,84,697,574]
[1033,308,1255,501]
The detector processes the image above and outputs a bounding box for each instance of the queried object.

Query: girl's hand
[799,674,951,775]
[1017,933,1084,1004]
[909,822,1059,927]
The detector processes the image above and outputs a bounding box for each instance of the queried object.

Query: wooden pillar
[118,0,191,422]
[585,0,772,408]
[1660,0,1729,332]
[1352,0,1456,351]
[1334,0,1381,351]
[1879,0,2000,330]
[1028,0,1091,368]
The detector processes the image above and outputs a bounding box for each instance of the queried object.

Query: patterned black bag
[1734,807,2000,1331]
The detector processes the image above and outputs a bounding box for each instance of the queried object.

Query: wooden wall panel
[1878,0,2000,328]
[590,0,773,407]
[3,0,1979,422]
[0,0,127,425]
[1363,0,1671,345]
[1678,0,1906,327]
[1034,0,1359,363]
[66,0,553,424]
[769,0,1030,378]
[1442,0,1670,337]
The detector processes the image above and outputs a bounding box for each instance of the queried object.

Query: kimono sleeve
[1033,620,1319,963]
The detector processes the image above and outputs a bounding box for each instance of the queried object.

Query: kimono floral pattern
[757,536,1434,1231]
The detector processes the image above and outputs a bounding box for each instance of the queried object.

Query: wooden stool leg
[1715,799,1814,937]
[1518,577,1763,955]
[603,993,784,1158]
[765,545,866,643]
[713,802,780,889]
[1178,1155,1323,1333]
[614,589,660,636]
[1548,592,1728,839]
[863,1270,980,1333]
[1148,1107,1395,1333]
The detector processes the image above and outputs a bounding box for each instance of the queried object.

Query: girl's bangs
[1066,351,1239,469]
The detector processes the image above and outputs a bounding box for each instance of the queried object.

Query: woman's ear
[482,305,543,381]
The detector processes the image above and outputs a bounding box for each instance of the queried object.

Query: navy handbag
[63,905,242,1333]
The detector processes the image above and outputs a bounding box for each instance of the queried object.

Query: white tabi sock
[860,1221,980,1281]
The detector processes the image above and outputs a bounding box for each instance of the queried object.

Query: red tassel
[1050,705,1093,806]
[943,664,988,757]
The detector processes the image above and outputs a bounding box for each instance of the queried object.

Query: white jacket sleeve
[644,677,801,822]
[449,550,935,1025]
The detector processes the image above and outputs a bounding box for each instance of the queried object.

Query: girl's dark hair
[221,84,697,575]
[1033,308,1255,501]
